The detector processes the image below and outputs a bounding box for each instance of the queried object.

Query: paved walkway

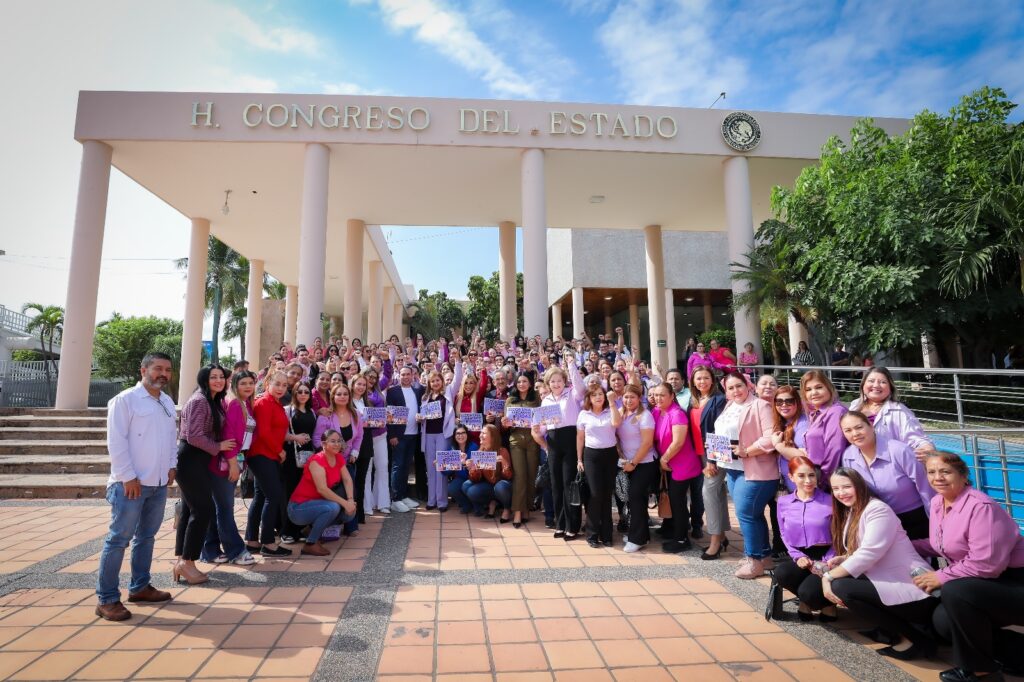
[0,500,1011,681]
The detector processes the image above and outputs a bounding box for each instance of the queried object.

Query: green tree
[93,315,184,391]
[174,236,252,365]
[265,278,287,300]
[222,306,247,360]
[465,271,524,342]
[21,302,64,391]
[735,87,1024,363]
[408,289,465,340]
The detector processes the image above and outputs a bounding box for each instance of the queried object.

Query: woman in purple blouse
[840,411,934,539]
[800,370,848,483]
[774,456,836,622]
[912,452,1024,682]
[850,367,934,460]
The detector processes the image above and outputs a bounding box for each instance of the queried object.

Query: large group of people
[96,331,1024,682]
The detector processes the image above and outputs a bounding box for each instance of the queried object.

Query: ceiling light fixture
[603,296,612,300]
[684,297,694,302]
[589,195,605,204]
[221,189,232,216]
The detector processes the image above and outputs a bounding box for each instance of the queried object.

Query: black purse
[568,470,589,507]
[535,460,550,491]
[239,465,255,499]
[764,572,785,621]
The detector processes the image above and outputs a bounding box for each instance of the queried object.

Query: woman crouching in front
[286,428,357,557]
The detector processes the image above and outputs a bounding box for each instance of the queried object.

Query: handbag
[288,409,315,467]
[614,469,630,504]
[657,472,672,519]
[764,572,785,621]
[568,470,589,507]
[535,459,550,491]
[239,464,255,499]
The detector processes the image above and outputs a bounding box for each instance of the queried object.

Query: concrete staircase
[0,408,111,498]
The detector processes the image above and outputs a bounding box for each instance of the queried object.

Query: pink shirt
[736,397,779,482]
[653,403,700,481]
[914,487,1024,585]
[840,499,931,606]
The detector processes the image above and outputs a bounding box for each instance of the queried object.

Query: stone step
[0,440,108,455]
[0,455,110,474]
[0,416,108,429]
[0,475,182,499]
[0,427,108,441]
[0,408,108,417]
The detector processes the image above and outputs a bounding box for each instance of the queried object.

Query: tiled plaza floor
[0,499,1016,681]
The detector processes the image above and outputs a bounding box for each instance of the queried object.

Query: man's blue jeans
[96,482,168,605]
[390,434,418,501]
[287,499,353,543]
[201,474,246,563]
[727,470,776,560]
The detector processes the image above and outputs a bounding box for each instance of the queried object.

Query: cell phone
[729,439,739,445]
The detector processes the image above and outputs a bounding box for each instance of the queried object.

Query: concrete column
[551,302,563,340]
[665,289,678,368]
[921,332,941,369]
[284,285,298,346]
[394,303,404,341]
[344,219,365,340]
[55,141,112,409]
[703,290,713,329]
[628,291,640,353]
[787,314,809,359]
[498,220,517,341]
[521,149,548,338]
[604,298,613,337]
[367,260,383,343]
[178,218,210,405]
[724,156,762,357]
[329,316,342,338]
[571,287,585,340]
[644,225,668,371]
[297,143,330,346]
[244,259,264,364]
[382,287,397,339]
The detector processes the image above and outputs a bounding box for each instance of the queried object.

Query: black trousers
[666,473,700,542]
[547,427,581,534]
[932,568,1024,673]
[413,446,427,501]
[896,505,930,541]
[768,495,783,546]
[245,456,286,545]
[583,446,619,544]
[831,576,938,648]
[174,442,215,561]
[626,461,659,545]
[354,435,374,524]
[773,545,830,610]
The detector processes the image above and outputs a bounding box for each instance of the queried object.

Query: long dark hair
[197,364,227,435]
[513,371,537,402]
[829,468,875,556]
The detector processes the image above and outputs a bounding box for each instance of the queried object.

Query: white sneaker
[364,509,374,517]
[213,554,229,564]
[378,506,391,515]
[623,542,643,553]
[391,500,410,513]
[402,497,420,509]
[232,550,257,566]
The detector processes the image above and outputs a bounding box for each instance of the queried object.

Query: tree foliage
[735,87,1024,363]
[21,302,64,389]
[408,289,465,340]
[465,271,524,342]
[93,315,183,391]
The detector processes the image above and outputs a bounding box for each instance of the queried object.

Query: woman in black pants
[175,365,234,584]
[281,383,316,542]
[576,384,619,548]
[537,361,586,540]
[349,374,373,524]
[608,384,657,553]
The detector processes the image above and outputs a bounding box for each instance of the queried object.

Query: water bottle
[812,561,827,576]
[910,566,940,597]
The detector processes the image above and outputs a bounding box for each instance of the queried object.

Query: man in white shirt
[96,352,178,621]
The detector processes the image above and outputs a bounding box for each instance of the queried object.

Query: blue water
[932,435,1024,529]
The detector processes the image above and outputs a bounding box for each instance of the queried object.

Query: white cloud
[597,0,748,107]
[322,81,391,95]
[223,6,322,56]
[370,0,540,98]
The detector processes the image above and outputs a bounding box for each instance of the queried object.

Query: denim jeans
[245,456,285,545]
[448,476,471,512]
[728,471,777,559]
[287,499,353,543]
[390,434,418,501]
[201,474,245,562]
[96,482,168,605]
[463,479,512,513]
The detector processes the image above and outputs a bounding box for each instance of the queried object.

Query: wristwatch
[822,571,834,583]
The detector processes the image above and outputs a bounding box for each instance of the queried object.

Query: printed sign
[507,406,535,428]
[435,450,464,472]
[705,433,734,464]
[534,404,562,428]
[473,451,498,470]
[364,407,387,429]
[460,413,483,432]
[422,400,442,420]
[386,405,409,425]
[483,398,506,419]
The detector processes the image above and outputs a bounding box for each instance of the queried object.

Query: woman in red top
[246,371,307,557]
[287,429,357,556]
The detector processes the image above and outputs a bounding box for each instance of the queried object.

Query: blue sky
[1,0,1022,340]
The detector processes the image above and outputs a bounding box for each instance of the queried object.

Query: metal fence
[0,361,123,408]
[0,305,62,347]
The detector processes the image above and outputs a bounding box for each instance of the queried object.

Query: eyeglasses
[296,390,311,395]
[774,398,797,406]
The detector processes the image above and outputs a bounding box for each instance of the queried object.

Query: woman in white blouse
[609,384,656,553]
[577,384,619,548]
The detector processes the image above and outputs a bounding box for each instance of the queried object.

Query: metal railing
[0,306,33,336]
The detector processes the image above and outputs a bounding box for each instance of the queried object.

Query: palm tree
[21,303,64,397]
[265,278,287,300]
[222,307,247,361]
[175,236,249,364]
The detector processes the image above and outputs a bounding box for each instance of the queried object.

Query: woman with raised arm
[416,354,463,512]
[360,368,391,516]
[538,358,586,541]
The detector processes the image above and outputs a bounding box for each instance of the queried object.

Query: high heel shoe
[172,560,209,585]
[513,522,522,529]
[500,516,511,524]
[818,607,838,623]
[701,544,725,561]
[797,609,813,622]
[879,642,935,661]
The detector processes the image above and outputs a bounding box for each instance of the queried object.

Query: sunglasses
[774,398,797,406]
[296,390,311,395]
